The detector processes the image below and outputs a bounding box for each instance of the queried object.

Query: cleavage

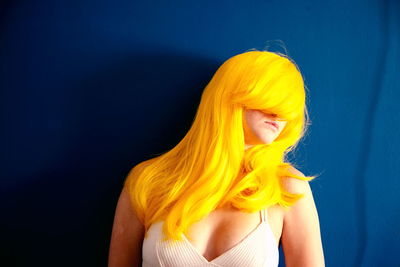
[183,209,263,262]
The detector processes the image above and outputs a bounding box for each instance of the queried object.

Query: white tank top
[142,208,279,267]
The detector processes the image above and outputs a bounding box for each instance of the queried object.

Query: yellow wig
[124,50,315,241]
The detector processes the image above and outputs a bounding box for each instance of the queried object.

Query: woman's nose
[265,113,278,119]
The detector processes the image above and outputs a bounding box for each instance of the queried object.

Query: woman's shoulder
[279,166,325,266]
[281,166,310,195]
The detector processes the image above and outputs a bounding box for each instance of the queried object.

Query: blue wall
[1,0,399,266]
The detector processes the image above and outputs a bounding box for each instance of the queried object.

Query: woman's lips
[265,121,278,131]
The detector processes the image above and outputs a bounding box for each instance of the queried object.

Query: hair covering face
[125,50,314,241]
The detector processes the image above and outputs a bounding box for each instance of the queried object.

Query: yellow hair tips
[125,49,316,241]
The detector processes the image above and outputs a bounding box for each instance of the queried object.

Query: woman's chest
[142,206,283,266]
[181,205,284,261]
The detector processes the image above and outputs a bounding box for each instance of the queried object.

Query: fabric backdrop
[1,0,399,266]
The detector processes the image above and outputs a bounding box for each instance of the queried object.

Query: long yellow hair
[125,50,315,241]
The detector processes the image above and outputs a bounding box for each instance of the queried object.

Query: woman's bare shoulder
[281,166,310,194]
[280,166,325,266]
[108,158,158,266]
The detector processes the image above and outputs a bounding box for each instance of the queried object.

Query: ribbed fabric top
[142,209,279,267]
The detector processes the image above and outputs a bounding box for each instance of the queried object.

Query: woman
[108,50,325,267]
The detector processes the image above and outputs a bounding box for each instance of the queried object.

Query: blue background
[1,0,399,266]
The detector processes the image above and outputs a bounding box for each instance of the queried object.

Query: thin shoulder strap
[261,208,266,222]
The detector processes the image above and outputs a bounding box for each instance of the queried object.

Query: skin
[243,108,325,266]
[108,109,325,267]
[243,108,287,148]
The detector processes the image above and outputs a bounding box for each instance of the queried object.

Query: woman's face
[243,109,287,149]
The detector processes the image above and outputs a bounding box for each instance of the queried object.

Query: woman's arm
[281,168,325,267]
[108,186,144,267]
